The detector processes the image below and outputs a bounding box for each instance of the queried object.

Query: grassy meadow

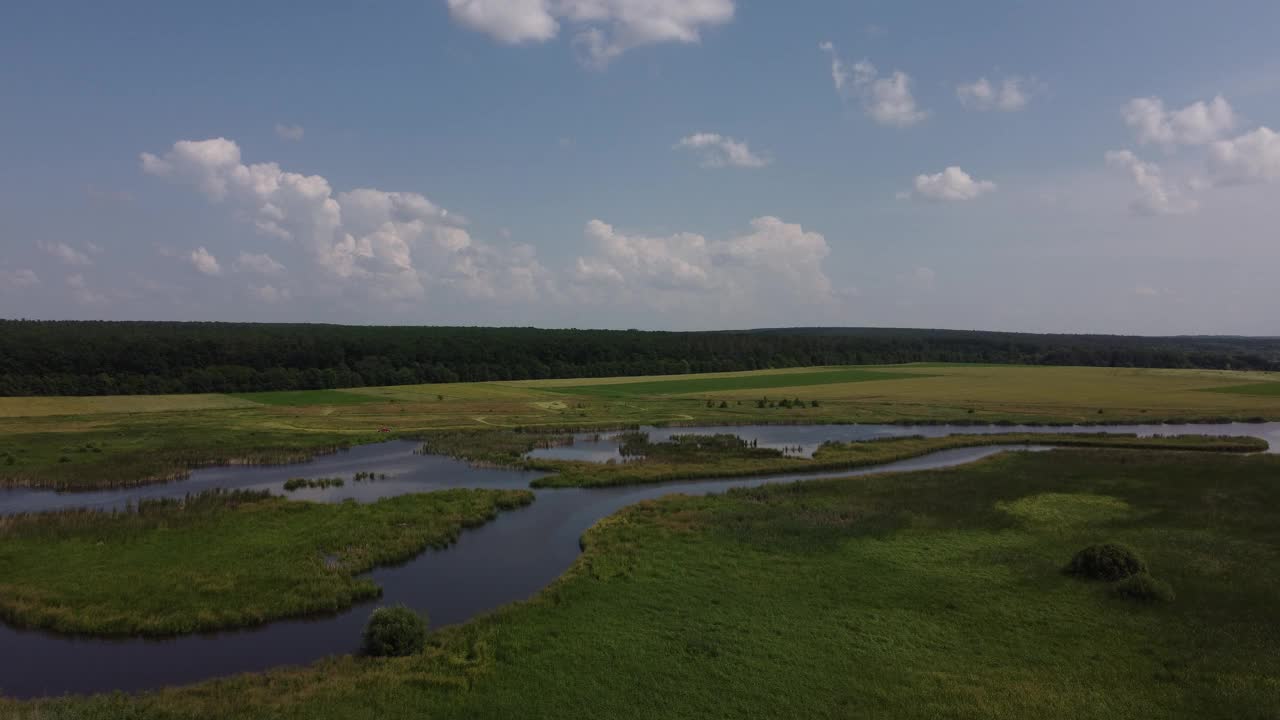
[0,489,532,636]
[10,449,1279,718]
[3,363,1280,490]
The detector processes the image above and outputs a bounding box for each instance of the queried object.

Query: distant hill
[2,320,1278,396]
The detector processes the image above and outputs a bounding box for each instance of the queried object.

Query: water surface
[2,422,1276,698]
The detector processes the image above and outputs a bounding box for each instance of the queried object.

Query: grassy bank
[3,363,1280,491]
[9,448,1279,718]
[527,432,1269,488]
[0,488,533,636]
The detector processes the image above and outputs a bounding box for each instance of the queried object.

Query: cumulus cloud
[899,266,937,292]
[37,241,92,266]
[1104,150,1197,216]
[66,273,107,305]
[675,132,769,168]
[235,251,286,275]
[819,43,925,127]
[189,247,223,276]
[141,137,553,305]
[274,123,305,141]
[0,268,39,292]
[447,0,734,66]
[1208,126,1280,185]
[904,167,996,201]
[956,76,1033,111]
[1122,95,1236,147]
[570,216,839,315]
[251,284,291,303]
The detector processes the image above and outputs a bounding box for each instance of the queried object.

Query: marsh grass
[0,488,533,636]
[10,449,1280,718]
[528,432,1268,488]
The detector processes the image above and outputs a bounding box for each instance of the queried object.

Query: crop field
[14,448,1279,718]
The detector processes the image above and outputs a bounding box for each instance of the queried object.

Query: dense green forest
[2,320,1279,396]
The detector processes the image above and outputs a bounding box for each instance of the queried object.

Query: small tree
[362,606,428,657]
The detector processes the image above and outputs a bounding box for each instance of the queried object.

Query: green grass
[526,432,1269,488]
[1203,381,1280,396]
[5,363,1280,492]
[13,449,1279,718]
[541,368,930,397]
[229,390,387,406]
[0,488,533,636]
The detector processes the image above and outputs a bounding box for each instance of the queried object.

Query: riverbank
[5,363,1280,491]
[8,448,1278,717]
[0,488,533,636]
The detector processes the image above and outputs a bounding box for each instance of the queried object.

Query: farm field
[11,448,1279,718]
[4,363,1280,490]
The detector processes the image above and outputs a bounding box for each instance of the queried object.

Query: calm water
[2,422,1276,698]
[527,422,1280,461]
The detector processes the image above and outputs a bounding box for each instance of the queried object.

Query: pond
[2,422,1277,698]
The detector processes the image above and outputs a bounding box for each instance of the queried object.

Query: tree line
[2,320,1279,396]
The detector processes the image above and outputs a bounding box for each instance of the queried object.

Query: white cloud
[1104,150,1197,216]
[675,132,769,168]
[274,123,305,141]
[0,268,39,292]
[190,246,223,276]
[141,137,553,306]
[66,273,107,305]
[898,266,936,292]
[905,166,996,201]
[1134,285,1159,297]
[957,76,1032,111]
[1122,95,1236,147]
[235,251,286,275]
[1208,126,1280,185]
[251,284,291,303]
[37,241,92,266]
[819,43,925,127]
[447,0,734,66]
[570,216,839,314]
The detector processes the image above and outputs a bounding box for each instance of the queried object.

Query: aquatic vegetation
[530,432,1269,488]
[11,449,1280,717]
[283,477,346,491]
[0,488,534,636]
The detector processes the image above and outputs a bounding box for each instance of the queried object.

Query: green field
[540,367,929,397]
[14,449,1279,718]
[229,390,388,406]
[0,489,532,636]
[4,363,1280,491]
[1204,381,1280,396]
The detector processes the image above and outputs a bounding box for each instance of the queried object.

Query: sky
[2,1,1280,335]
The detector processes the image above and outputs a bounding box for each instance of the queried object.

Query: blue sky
[3,1,1280,333]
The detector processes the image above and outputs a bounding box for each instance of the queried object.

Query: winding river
[2,422,1277,698]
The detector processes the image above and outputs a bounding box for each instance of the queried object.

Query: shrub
[1064,543,1148,581]
[362,605,427,657]
[1111,573,1175,603]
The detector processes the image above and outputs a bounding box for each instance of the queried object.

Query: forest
[2,320,1279,396]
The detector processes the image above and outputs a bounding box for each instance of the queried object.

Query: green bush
[1111,573,1175,603]
[1064,543,1148,581]
[362,606,428,657]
